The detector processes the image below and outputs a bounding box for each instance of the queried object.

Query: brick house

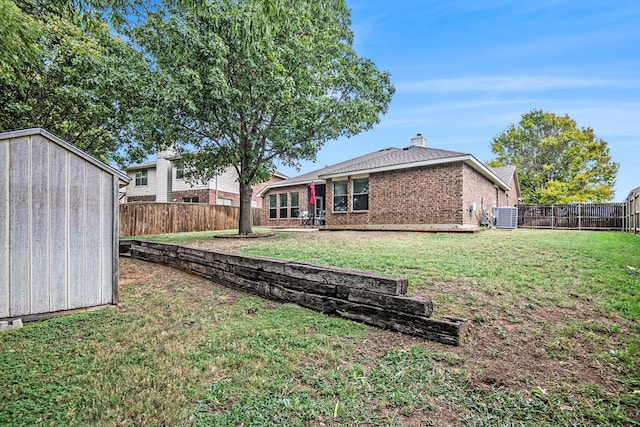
[125,150,286,207]
[258,134,520,230]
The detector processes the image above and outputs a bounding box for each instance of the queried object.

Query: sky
[276,0,640,201]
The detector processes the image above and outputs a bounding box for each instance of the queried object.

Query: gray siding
[0,129,126,319]
[8,137,29,316]
[49,143,68,312]
[102,174,115,303]
[31,136,50,314]
[0,141,9,318]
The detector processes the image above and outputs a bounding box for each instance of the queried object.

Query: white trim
[256,179,326,197]
[0,128,130,185]
[350,173,369,180]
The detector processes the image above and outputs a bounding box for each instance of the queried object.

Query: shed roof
[626,186,640,200]
[0,128,130,185]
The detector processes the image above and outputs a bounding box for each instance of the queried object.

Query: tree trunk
[238,181,253,235]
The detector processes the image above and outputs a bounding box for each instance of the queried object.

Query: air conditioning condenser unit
[492,207,518,229]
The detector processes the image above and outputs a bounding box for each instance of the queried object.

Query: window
[290,192,299,218]
[175,162,184,179]
[135,170,148,186]
[279,193,288,218]
[333,180,347,212]
[217,198,233,206]
[183,197,199,203]
[269,194,277,219]
[352,177,369,211]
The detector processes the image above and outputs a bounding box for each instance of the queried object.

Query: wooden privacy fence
[626,188,640,234]
[119,202,261,236]
[517,203,625,231]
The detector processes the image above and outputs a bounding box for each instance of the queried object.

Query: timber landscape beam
[119,240,469,345]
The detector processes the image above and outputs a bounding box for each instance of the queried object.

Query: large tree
[129,0,394,234]
[490,109,619,204]
[0,0,156,166]
[0,0,42,91]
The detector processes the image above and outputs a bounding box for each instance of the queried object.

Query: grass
[246,230,640,320]
[1,229,639,425]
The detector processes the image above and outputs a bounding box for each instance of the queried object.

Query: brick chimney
[411,133,427,147]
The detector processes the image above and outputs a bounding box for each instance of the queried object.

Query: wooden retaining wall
[119,202,262,236]
[119,240,469,345]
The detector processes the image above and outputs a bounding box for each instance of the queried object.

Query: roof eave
[464,157,511,191]
[1,127,131,184]
[256,178,326,197]
[126,162,157,171]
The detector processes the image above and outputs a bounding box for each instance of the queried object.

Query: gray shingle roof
[626,186,640,200]
[276,145,469,185]
[490,165,516,186]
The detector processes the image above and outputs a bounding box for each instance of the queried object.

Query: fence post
[551,204,554,230]
[578,203,581,231]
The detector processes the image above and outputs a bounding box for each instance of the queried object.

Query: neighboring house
[258,134,520,229]
[125,150,287,207]
[1,128,129,320]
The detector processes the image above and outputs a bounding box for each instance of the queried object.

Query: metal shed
[0,128,130,321]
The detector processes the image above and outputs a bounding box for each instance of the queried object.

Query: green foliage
[0,0,42,91]
[128,0,394,233]
[490,109,619,203]
[0,0,156,166]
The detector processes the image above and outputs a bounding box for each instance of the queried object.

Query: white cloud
[395,76,636,93]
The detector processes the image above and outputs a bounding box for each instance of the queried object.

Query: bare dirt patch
[119,257,246,316]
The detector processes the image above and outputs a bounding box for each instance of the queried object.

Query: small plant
[494,326,508,340]
[471,314,486,324]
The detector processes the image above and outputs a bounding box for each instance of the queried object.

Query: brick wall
[461,164,510,226]
[325,176,370,226]
[372,163,464,225]
[325,163,465,226]
[262,161,514,228]
[262,184,311,226]
[462,164,496,225]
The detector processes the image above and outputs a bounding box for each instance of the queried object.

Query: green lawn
[2,229,639,425]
